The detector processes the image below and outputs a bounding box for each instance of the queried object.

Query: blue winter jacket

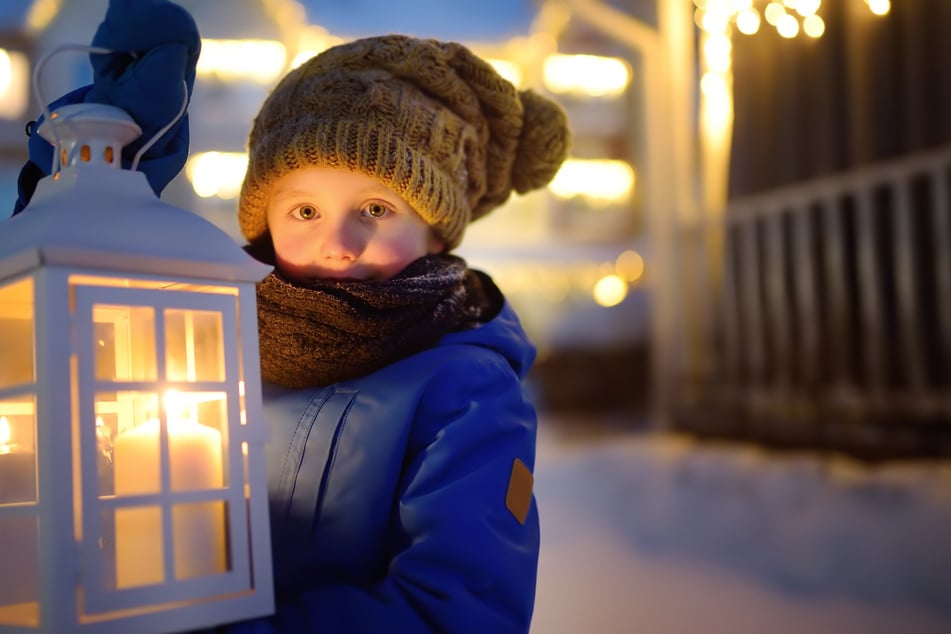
[229,302,541,633]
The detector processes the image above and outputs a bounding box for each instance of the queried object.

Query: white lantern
[0,103,273,633]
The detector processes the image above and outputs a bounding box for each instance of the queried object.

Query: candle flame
[164,389,183,412]
[0,415,10,445]
[163,389,197,426]
[162,390,225,427]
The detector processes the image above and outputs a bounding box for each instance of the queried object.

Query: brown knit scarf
[254,254,501,389]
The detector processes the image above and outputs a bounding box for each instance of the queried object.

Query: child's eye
[292,205,317,220]
[363,202,390,218]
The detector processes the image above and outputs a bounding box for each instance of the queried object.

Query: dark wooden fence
[673,145,951,460]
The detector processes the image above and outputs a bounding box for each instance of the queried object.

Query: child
[14,2,570,632]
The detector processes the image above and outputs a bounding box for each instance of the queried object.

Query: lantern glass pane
[165,308,225,382]
[0,515,38,625]
[104,391,160,496]
[172,501,229,580]
[0,277,34,389]
[93,305,157,382]
[114,505,165,588]
[106,390,230,588]
[0,396,36,504]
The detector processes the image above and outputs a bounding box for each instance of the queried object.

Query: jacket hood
[440,300,536,380]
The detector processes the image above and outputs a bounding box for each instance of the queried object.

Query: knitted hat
[238,34,570,250]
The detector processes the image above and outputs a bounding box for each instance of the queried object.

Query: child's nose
[319,220,361,261]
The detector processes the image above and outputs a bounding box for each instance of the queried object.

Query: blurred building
[9,1,944,457]
[1,0,660,416]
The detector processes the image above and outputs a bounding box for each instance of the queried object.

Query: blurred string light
[0,48,29,119]
[592,275,627,307]
[25,0,60,32]
[694,0,889,42]
[615,249,645,283]
[542,53,631,97]
[486,248,645,309]
[591,249,646,307]
[290,25,343,69]
[539,51,633,203]
[548,159,635,205]
[487,59,523,88]
[186,152,248,199]
[197,39,287,83]
[694,0,889,209]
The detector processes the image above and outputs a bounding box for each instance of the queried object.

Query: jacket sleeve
[12,0,199,216]
[220,350,540,633]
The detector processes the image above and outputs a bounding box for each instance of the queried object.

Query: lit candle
[113,417,225,588]
[0,415,38,608]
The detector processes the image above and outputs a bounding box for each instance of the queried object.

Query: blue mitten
[12,0,200,215]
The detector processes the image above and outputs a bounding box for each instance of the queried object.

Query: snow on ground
[531,414,951,634]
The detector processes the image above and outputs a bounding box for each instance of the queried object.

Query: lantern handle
[130,78,189,172]
[33,44,111,174]
[33,44,189,176]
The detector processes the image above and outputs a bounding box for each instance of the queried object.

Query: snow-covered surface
[532,414,951,634]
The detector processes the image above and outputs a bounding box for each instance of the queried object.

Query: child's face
[266,167,445,282]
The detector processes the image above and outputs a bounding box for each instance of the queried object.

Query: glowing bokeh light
[186,152,249,199]
[593,274,628,307]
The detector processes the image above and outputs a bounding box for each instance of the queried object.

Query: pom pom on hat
[513,89,571,193]
[239,34,571,250]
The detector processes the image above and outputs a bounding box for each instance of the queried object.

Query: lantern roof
[0,165,272,283]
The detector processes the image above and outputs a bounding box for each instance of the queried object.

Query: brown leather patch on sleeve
[506,458,534,525]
